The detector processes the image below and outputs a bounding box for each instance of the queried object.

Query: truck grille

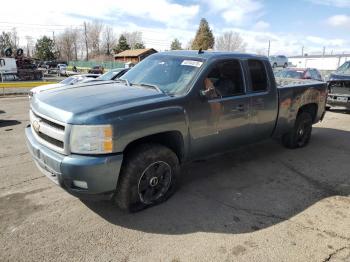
[29,110,67,154]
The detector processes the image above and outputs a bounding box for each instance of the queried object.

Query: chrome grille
[29,110,68,154]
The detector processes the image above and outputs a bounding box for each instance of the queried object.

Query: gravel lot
[0,96,349,262]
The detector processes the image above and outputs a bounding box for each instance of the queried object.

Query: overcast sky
[1,0,350,55]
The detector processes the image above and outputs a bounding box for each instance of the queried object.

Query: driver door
[188,59,251,158]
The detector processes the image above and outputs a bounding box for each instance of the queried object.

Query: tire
[273,63,277,68]
[282,112,313,149]
[4,48,12,57]
[114,143,180,212]
[16,48,24,56]
[283,63,288,68]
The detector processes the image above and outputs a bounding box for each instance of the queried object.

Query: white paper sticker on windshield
[181,60,203,67]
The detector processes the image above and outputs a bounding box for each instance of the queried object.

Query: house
[114,48,157,63]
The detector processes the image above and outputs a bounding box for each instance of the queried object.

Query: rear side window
[248,60,268,92]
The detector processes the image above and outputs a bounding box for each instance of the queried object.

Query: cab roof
[158,50,268,61]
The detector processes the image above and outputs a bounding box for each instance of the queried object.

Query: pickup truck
[25,51,327,212]
[327,61,350,109]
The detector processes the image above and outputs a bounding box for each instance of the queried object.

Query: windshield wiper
[115,78,130,87]
[137,83,164,94]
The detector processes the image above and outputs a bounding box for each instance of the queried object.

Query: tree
[88,20,103,56]
[83,22,89,61]
[215,31,247,52]
[34,36,57,61]
[56,29,74,61]
[134,42,145,49]
[114,35,130,53]
[191,18,214,50]
[0,31,17,55]
[170,38,182,50]
[103,26,115,56]
[123,31,144,49]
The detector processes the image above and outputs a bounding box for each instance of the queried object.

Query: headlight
[70,125,114,154]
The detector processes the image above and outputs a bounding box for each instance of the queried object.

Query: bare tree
[103,26,116,56]
[83,22,89,61]
[215,31,247,52]
[70,28,80,61]
[11,28,19,50]
[25,36,34,57]
[56,29,74,61]
[123,31,144,49]
[88,20,104,57]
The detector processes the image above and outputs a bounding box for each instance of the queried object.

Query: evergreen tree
[191,18,214,50]
[34,36,57,60]
[114,35,130,53]
[170,38,182,50]
[134,42,145,49]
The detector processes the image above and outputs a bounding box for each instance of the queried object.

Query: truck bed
[273,77,327,138]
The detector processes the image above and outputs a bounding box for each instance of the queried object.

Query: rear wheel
[114,143,180,212]
[282,112,313,149]
[273,63,277,68]
[283,63,288,68]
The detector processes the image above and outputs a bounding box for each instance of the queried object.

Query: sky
[1,0,350,56]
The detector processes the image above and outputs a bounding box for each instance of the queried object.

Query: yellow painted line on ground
[0,82,57,88]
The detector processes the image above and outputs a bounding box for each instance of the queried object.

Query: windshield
[60,76,77,85]
[336,62,350,75]
[121,54,204,95]
[279,70,303,79]
[97,69,122,81]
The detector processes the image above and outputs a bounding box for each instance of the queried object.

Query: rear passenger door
[245,59,279,141]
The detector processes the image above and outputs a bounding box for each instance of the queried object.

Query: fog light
[73,180,88,189]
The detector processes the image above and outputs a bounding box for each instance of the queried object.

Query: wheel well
[123,131,185,163]
[298,103,318,122]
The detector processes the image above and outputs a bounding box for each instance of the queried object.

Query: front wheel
[114,143,180,212]
[282,112,313,149]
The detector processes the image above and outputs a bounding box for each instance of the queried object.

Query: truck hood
[31,83,66,94]
[31,82,169,124]
[329,73,350,81]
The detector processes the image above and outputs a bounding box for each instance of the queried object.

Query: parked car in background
[275,68,323,81]
[88,65,104,74]
[57,64,67,76]
[26,51,327,211]
[81,68,130,83]
[327,61,350,109]
[269,55,288,68]
[29,74,100,97]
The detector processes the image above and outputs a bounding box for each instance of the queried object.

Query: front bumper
[25,126,123,200]
[327,94,350,109]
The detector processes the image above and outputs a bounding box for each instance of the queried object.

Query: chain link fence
[68,61,125,70]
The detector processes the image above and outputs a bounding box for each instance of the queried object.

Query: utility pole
[267,40,270,57]
[323,46,325,56]
[301,46,304,56]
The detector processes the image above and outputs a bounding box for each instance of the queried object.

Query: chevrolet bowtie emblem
[32,120,40,132]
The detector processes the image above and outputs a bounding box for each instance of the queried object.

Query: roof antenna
[198,48,204,54]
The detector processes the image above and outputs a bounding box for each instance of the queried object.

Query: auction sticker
[181,60,203,67]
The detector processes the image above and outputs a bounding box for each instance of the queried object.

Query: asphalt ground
[0,96,349,262]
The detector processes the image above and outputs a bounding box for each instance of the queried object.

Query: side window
[304,70,312,79]
[204,60,244,99]
[248,60,268,92]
